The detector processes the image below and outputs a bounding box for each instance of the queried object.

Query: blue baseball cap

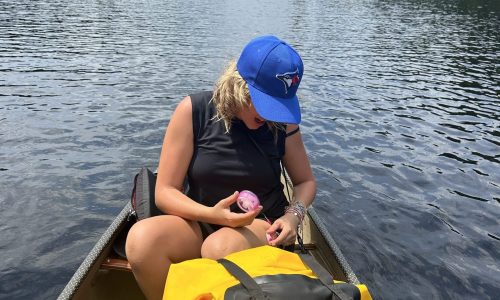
[237,35,303,124]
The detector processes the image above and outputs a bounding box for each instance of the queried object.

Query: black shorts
[198,222,221,239]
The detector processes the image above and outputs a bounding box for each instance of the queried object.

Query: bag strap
[217,258,266,300]
[220,253,353,300]
[298,253,352,300]
[246,130,306,253]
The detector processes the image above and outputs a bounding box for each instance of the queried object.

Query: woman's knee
[201,229,251,259]
[201,236,234,260]
[125,219,157,267]
[201,222,270,259]
[126,216,204,266]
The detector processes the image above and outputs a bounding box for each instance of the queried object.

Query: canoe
[58,176,360,299]
[58,204,362,299]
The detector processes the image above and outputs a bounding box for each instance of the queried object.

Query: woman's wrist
[285,201,306,223]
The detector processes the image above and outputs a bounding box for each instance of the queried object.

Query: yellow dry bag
[163,245,371,300]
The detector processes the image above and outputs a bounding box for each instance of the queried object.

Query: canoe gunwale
[57,203,132,300]
[307,207,360,284]
[58,203,362,299]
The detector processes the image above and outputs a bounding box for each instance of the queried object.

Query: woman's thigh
[126,215,204,263]
[201,218,270,259]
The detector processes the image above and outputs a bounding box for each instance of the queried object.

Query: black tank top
[186,91,288,219]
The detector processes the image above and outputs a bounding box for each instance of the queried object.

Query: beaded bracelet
[285,201,306,223]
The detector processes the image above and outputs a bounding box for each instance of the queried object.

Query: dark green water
[1,0,498,299]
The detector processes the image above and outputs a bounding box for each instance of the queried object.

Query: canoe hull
[58,204,144,300]
[58,203,358,299]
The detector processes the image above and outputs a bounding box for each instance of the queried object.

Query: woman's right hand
[211,191,263,227]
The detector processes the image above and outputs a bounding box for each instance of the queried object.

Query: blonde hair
[211,59,284,135]
[211,60,250,132]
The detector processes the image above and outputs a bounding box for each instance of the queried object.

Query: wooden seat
[101,254,132,272]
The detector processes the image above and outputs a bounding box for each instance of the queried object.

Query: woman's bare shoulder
[286,123,299,132]
[166,96,193,132]
[175,95,192,114]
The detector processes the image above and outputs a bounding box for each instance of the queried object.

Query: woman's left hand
[266,213,300,247]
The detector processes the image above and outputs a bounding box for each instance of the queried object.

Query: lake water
[0,0,499,299]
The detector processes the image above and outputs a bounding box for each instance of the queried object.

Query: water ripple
[1,0,499,299]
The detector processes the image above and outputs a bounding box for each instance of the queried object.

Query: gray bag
[130,166,162,221]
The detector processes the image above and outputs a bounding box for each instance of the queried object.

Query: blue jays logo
[276,68,300,94]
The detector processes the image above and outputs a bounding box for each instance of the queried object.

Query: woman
[125,35,316,300]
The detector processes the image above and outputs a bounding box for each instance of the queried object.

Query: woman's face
[237,98,266,129]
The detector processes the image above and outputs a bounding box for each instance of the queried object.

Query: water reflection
[1,0,499,299]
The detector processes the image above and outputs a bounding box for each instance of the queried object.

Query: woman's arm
[266,124,316,246]
[282,124,316,208]
[155,96,261,227]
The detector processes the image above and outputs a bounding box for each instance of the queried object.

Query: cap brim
[248,85,301,124]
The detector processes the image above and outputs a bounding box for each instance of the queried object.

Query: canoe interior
[59,203,358,300]
[58,204,145,300]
